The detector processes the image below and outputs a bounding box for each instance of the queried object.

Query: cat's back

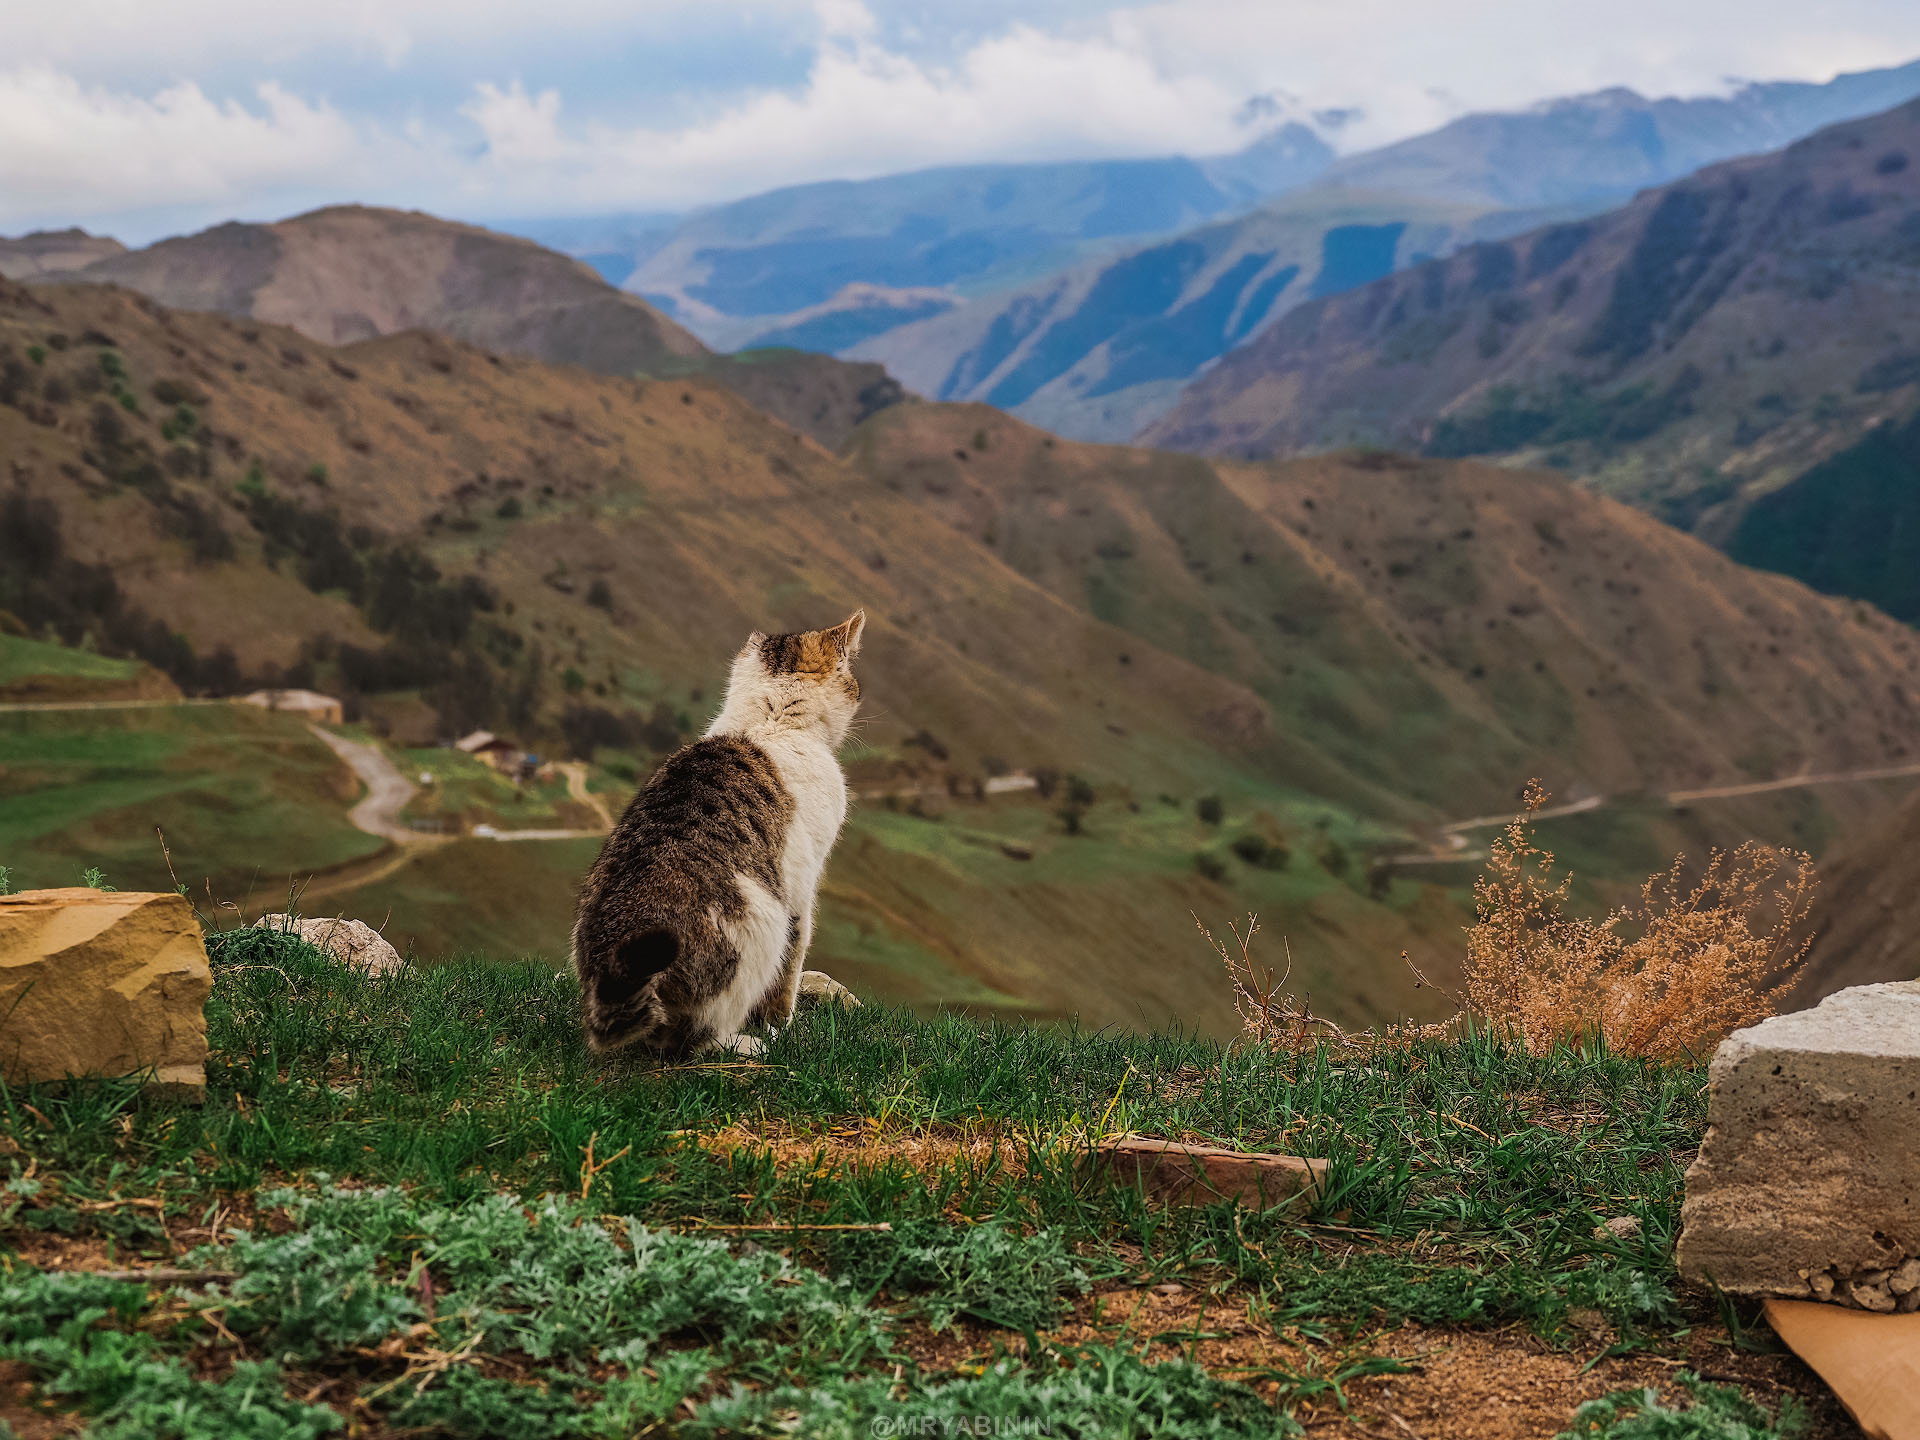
[588,735,795,900]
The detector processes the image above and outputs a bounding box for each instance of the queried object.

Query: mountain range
[1144,98,1920,620]
[886,62,1920,444]
[4,271,1917,1023]
[494,58,1920,445]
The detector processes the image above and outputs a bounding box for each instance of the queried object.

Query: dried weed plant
[1465,780,1817,1057]
[1199,913,1459,1055]
[1195,911,1348,1053]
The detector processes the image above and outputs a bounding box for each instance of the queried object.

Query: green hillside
[1727,405,1920,621]
[0,704,379,898]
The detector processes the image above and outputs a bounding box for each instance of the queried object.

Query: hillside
[0,632,179,703]
[1797,786,1920,1003]
[0,227,125,280]
[2,930,1855,1439]
[1144,100,1920,549]
[40,206,904,448]
[854,191,1523,443]
[4,275,1918,1026]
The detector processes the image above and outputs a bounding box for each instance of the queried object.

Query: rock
[1594,1215,1643,1243]
[0,888,211,1096]
[252,914,402,976]
[1849,1277,1897,1313]
[1089,1136,1328,1215]
[1891,1259,1920,1297]
[1677,981,1920,1306]
[795,971,859,1010]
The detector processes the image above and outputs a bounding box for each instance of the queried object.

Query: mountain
[1797,786,1920,1004]
[548,126,1339,353]
[851,63,1920,445]
[40,206,904,448]
[852,191,1530,443]
[1315,60,1920,208]
[1143,98,1920,556]
[0,228,125,280]
[6,275,1919,1026]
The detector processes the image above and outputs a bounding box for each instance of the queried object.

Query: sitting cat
[571,612,865,1057]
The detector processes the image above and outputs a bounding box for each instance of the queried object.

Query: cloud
[453,14,1247,211]
[0,67,378,226]
[3,0,1920,238]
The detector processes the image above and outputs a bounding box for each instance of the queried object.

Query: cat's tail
[578,928,684,1054]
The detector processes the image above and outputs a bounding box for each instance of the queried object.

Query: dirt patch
[0,1358,81,1440]
[890,1284,1860,1439]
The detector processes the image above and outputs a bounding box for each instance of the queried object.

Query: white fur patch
[701,871,789,1045]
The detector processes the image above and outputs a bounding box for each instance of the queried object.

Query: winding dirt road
[306,726,428,844]
[1393,759,1920,869]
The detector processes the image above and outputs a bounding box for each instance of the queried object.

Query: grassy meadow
[0,705,380,901]
[0,924,1840,1438]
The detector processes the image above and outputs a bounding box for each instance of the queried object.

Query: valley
[3,269,1916,1030]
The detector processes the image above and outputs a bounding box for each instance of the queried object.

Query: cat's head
[719,611,866,745]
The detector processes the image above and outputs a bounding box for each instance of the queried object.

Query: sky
[6,0,1920,243]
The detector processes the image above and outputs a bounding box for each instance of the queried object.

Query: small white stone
[796,970,860,1009]
[1594,1215,1642,1242]
[253,914,402,976]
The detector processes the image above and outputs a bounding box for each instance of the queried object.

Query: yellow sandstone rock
[0,888,211,1097]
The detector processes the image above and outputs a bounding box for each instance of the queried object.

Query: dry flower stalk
[1463,780,1817,1057]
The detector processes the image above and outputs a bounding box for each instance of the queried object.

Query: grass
[0,707,381,896]
[397,748,583,832]
[0,634,141,688]
[0,922,1797,1437]
[1557,1373,1805,1439]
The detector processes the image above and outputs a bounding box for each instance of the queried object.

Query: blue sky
[7,0,1920,242]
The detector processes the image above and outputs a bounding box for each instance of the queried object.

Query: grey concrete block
[1677,981,1920,1307]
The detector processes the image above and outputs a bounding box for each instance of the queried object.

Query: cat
[570,612,865,1057]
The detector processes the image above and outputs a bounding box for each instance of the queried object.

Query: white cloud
[3,0,1920,237]
[0,68,377,223]
[449,15,1247,211]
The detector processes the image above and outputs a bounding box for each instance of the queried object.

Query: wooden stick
[85,1268,236,1284]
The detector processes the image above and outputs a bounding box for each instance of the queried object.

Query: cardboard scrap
[1763,1299,1920,1440]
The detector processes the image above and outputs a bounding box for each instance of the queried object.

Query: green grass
[0,707,381,896]
[0,924,1769,1437]
[0,634,141,687]
[1557,1373,1806,1439]
[397,747,580,830]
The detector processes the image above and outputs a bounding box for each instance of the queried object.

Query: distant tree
[1196,794,1224,826]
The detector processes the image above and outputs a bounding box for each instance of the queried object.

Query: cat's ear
[744,630,768,649]
[829,610,866,661]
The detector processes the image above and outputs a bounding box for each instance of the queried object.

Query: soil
[893,1281,1861,1439]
